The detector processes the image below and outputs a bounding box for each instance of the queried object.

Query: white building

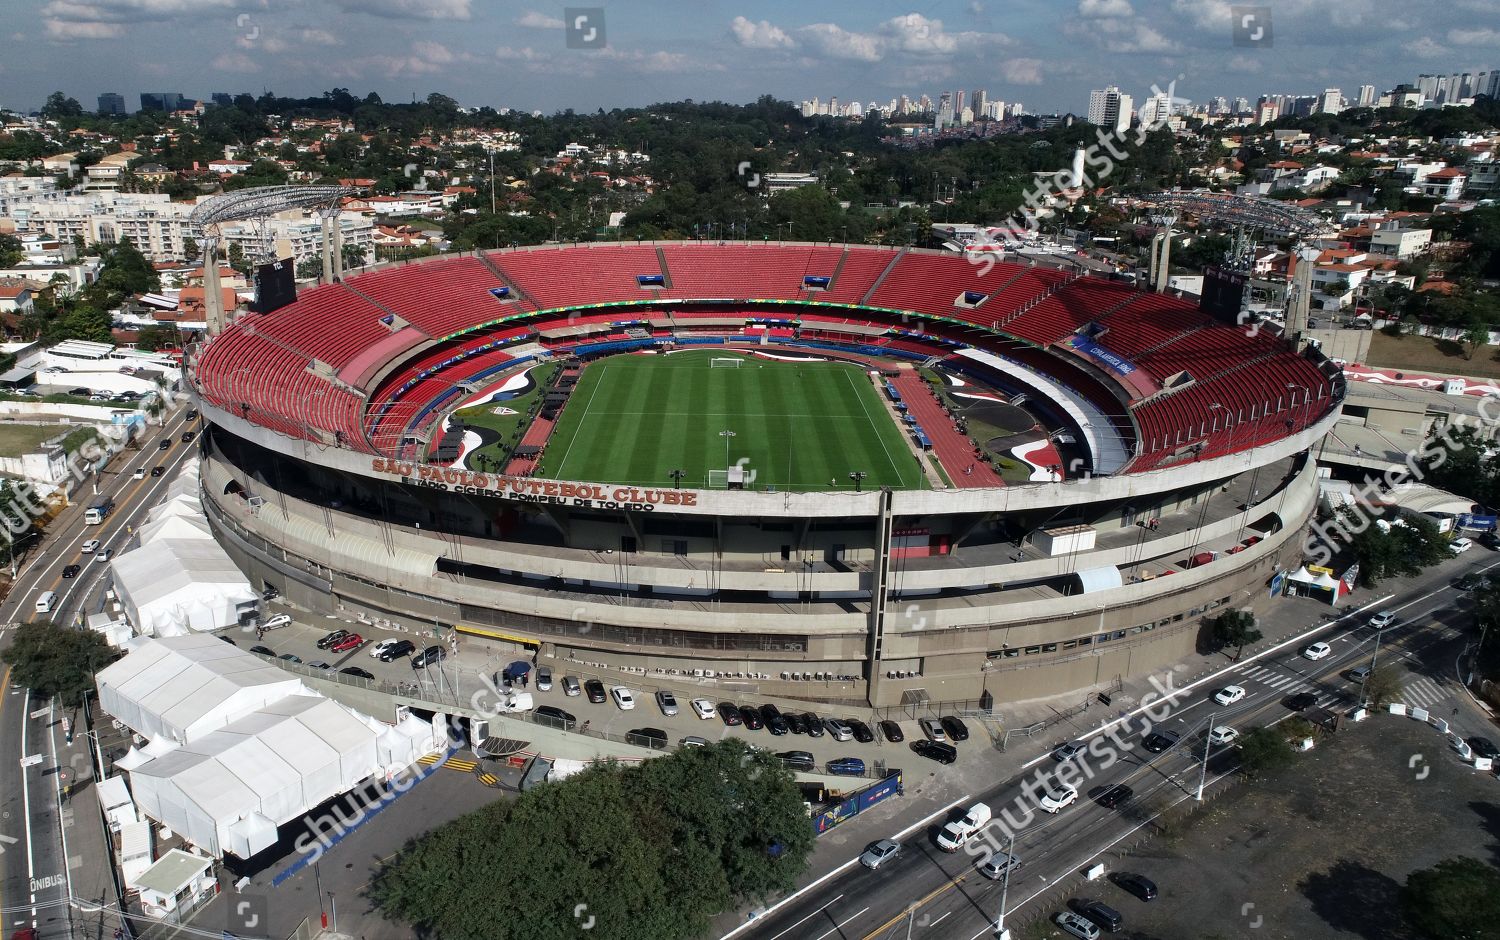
[1369,225,1432,259]
[1087,86,1132,134]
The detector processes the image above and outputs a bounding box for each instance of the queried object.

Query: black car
[785,712,808,735]
[584,679,607,704]
[939,715,970,742]
[219,635,237,645]
[377,639,416,662]
[1142,730,1181,753]
[801,712,825,737]
[180,431,195,443]
[1468,736,1500,760]
[1072,898,1124,932]
[626,727,668,750]
[1095,784,1133,809]
[740,705,764,731]
[340,666,375,680]
[62,564,80,578]
[777,750,815,771]
[879,720,905,743]
[717,702,742,726]
[848,719,875,744]
[760,703,789,735]
[534,705,577,731]
[412,645,446,668]
[316,630,350,650]
[158,439,170,450]
[150,466,165,477]
[249,645,275,656]
[911,740,957,764]
[1482,531,1500,550]
[1285,691,1318,711]
[1112,872,1158,902]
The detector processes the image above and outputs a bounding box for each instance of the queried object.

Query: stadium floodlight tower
[188,185,354,335]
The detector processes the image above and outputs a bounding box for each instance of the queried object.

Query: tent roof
[1075,566,1124,593]
[97,635,301,736]
[112,537,256,611]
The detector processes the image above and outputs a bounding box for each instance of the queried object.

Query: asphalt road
[0,405,199,938]
[738,567,1493,940]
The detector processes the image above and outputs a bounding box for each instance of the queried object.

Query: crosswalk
[1399,675,1449,710]
[1234,663,1324,695]
[417,753,479,774]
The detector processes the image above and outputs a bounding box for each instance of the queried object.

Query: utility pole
[1196,710,1218,801]
[1360,623,1388,707]
[994,829,1016,939]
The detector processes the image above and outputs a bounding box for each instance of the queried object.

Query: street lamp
[1196,710,1218,801]
[719,430,736,468]
[848,470,867,492]
[1359,621,1390,708]
[993,829,1017,939]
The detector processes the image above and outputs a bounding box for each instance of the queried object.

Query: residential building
[1417,167,1467,201]
[1369,225,1432,260]
[1086,86,1132,134]
[1357,85,1376,107]
[1316,88,1342,114]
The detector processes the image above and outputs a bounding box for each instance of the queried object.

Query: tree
[1235,726,1295,778]
[368,738,814,939]
[1465,322,1490,360]
[134,324,176,352]
[1208,609,1262,660]
[0,232,22,268]
[1359,663,1403,708]
[40,91,83,120]
[1,622,116,707]
[1402,857,1500,939]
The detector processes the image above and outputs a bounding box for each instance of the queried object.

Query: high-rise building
[1086,86,1132,134]
[918,94,932,113]
[972,89,987,121]
[1233,96,1251,115]
[937,92,953,122]
[953,90,965,121]
[1485,71,1500,99]
[139,92,183,113]
[1357,85,1376,107]
[1137,91,1172,126]
[1416,74,1441,102]
[1255,98,1280,124]
[97,93,126,116]
[211,93,233,107]
[1316,88,1342,114]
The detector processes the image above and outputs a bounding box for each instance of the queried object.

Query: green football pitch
[534,350,929,491]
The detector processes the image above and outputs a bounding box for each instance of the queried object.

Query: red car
[330,633,364,653]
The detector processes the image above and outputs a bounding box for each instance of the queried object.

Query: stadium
[189,240,1345,709]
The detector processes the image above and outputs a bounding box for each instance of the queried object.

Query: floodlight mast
[190,186,354,334]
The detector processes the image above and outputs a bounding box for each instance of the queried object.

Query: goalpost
[706,469,731,488]
[709,357,743,369]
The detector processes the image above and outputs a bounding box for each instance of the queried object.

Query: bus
[84,499,114,525]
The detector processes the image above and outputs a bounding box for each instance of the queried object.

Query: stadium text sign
[369,459,699,511]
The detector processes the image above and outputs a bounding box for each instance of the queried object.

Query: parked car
[369,638,401,659]
[879,720,905,743]
[859,839,902,870]
[534,705,577,731]
[1208,725,1240,746]
[827,757,866,776]
[316,630,350,650]
[305,661,331,671]
[1052,740,1087,763]
[848,719,875,743]
[330,633,364,653]
[1467,736,1500,760]
[919,718,947,743]
[377,639,416,662]
[584,679,607,703]
[1112,872,1158,902]
[977,853,1022,880]
[412,645,445,668]
[339,666,374,680]
[535,666,553,691]
[611,686,636,710]
[261,613,291,630]
[690,697,716,720]
[61,564,80,579]
[1301,641,1332,661]
[760,703,789,735]
[655,690,679,717]
[785,711,808,734]
[717,702,743,726]
[824,718,854,741]
[1285,691,1319,710]
[801,712,825,737]
[249,646,275,656]
[911,740,957,764]
[940,715,970,742]
[626,727,668,750]
[1054,910,1101,940]
[777,750,815,771]
[1142,730,1181,753]
[679,735,709,747]
[740,705,764,730]
[1072,898,1124,933]
[1213,685,1247,706]
[1039,782,1078,814]
[278,653,301,664]
[562,675,582,697]
[1095,784,1133,809]
[1450,537,1474,554]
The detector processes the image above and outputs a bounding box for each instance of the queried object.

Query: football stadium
[190,241,1344,708]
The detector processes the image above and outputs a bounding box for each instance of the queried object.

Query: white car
[262,613,292,630]
[133,467,146,480]
[80,539,100,555]
[1213,685,1247,706]
[690,698,716,720]
[611,686,636,710]
[94,549,113,563]
[369,638,401,659]
[1208,725,1240,746]
[1301,641,1331,661]
[1450,537,1473,554]
[1368,611,1396,629]
[1055,911,1101,940]
[1038,782,1078,814]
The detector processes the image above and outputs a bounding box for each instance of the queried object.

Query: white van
[35,591,57,614]
[936,802,992,852]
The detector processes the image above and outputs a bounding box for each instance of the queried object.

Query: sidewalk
[60,714,126,940]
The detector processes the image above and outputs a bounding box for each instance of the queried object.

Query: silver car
[656,690,679,717]
[859,839,901,870]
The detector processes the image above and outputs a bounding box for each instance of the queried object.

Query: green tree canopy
[1236,726,1296,778]
[1,621,116,707]
[1402,856,1500,940]
[1208,609,1263,660]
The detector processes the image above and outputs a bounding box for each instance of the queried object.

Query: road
[0,405,199,939]
[739,569,1491,940]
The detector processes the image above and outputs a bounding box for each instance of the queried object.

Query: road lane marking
[812,906,868,940]
[766,894,845,940]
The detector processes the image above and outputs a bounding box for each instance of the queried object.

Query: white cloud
[332,0,471,21]
[44,18,123,39]
[1225,54,1263,73]
[299,28,340,46]
[1448,27,1500,46]
[883,13,957,54]
[787,14,1008,63]
[212,50,260,73]
[516,10,564,29]
[1402,36,1449,58]
[1070,18,1180,54]
[999,58,1044,85]
[42,0,232,40]
[730,16,795,50]
[799,22,883,62]
[1078,0,1134,19]
[1167,0,1233,32]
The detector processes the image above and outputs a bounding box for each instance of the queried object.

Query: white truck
[936,802,992,852]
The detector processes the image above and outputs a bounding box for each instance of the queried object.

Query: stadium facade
[190,243,1343,709]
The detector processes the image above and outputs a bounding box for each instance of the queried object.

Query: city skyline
[3,1,1497,117]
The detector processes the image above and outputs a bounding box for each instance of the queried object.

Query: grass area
[536,350,928,491]
[0,424,63,457]
[58,426,101,455]
[1367,330,1500,380]
[452,361,561,470]
[927,453,953,487]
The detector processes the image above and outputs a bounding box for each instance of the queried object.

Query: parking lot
[1040,712,1500,940]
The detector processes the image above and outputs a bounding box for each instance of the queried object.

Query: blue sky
[3,0,1497,116]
